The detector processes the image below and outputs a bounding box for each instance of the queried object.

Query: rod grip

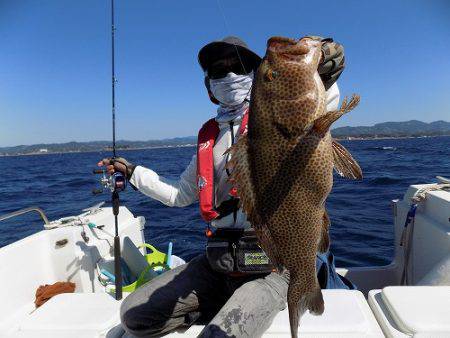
[93,169,104,174]
[114,235,123,300]
[112,191,120,215]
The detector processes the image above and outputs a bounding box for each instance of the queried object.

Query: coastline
[1,134,449,157]
[334,134,449,141]
[0,144,196,157]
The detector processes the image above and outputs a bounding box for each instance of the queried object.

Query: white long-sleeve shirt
[130,83,341,228]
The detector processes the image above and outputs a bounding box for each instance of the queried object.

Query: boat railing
[0,206,50,225]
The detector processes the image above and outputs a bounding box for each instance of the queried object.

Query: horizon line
[1,119,449,148]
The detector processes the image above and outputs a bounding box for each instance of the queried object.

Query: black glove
[112,157,136,180]
[98,157,136,180]
[318,38,345,90]
[304,36,345,90]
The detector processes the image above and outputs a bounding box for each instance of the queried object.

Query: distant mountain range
[1,120,449,156]
[331,120,450,139]
[0,137,197,156]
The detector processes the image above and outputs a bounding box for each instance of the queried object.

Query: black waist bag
[206,228,274,275]
[236,232,274,273]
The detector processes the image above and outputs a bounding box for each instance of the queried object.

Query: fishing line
[111,0,117,158]
[215,0,248,74]
[214,0,254,102]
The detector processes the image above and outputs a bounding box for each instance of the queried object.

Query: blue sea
[1,136,449,267]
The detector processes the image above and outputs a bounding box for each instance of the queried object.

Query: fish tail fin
[288,281,324,338]
[287,283,304,338]
[305,286,325,315]
[318,210,330,253]
[332,139,363,180]
[313,94,361,135]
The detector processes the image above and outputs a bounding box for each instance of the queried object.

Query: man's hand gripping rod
[93,164,126,300]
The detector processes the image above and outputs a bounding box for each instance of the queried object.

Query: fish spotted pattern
[228,36,362,338]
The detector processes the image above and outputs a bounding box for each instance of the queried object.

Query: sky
[1,0,449,147]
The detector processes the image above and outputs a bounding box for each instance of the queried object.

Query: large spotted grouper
[228,36,362,338]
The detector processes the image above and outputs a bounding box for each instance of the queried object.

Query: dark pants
[120,252,353,338]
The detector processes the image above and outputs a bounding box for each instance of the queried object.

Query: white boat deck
[0,183,449,337]
[7,290,384,338]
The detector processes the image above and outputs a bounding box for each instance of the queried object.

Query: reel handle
[92,188,103,195]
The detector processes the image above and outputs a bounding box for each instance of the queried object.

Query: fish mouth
[267,36,310,59]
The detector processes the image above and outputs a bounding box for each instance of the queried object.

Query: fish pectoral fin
[313,94,361,135]
[332,139,363,180]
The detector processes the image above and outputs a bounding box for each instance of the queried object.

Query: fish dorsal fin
[226,135,257,221]
[332,140,363,180]
[226,135,284,271]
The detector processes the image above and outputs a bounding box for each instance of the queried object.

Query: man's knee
[237,277,286,312]
[120,294,168,337]
[120,296,146,334]
[120,301,141,332]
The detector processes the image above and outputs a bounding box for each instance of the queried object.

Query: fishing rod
[109,0,124,301]
[93,0,125,301]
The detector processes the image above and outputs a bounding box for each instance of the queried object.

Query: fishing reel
[92,169,126,195]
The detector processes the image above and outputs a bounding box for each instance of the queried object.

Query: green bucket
[110,243,171,293]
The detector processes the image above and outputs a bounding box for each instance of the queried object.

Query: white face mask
[209,72,253,107]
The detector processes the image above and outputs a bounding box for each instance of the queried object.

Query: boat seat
[12,290,384,337]
[165,290,384,337]
[14,293,121,338]
[368,286,450,337]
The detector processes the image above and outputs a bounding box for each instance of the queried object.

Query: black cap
[198,36,262,73]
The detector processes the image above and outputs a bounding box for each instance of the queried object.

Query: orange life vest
[196,110,249,222]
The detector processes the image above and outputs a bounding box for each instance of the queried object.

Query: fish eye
[265,69,279,82]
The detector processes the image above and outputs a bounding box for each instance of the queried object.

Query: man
[99,36,352,338]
